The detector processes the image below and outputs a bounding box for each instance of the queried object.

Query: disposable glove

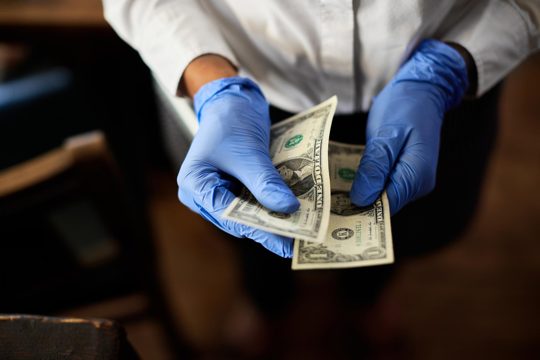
[177,76,300,257]
[350,39,469,214]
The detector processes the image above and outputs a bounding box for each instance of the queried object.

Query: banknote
[222,96,337,243]
[292,141,394,269]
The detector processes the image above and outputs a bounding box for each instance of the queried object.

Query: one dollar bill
[222,96,337,243]
[292,141,394,270]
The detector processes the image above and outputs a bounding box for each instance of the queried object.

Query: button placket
[320,0,356,112]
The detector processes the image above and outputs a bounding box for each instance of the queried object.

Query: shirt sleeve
[102,0,238,96]
[441,0,539,97]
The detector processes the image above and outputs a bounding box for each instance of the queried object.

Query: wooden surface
[0,0,106,28]
[0,314,139,359]
[60,295,176,360]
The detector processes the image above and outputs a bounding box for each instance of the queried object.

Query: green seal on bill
[338,168,355,181]
[284,134,303,149]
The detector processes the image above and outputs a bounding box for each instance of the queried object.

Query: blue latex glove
[350,39,469,214]
[177,76,300,257]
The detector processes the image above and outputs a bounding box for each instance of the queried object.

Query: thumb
[350,130,405,207]
[234,153,300,214]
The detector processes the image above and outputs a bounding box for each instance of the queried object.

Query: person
[103,0,539,354]
[104,0,538,257]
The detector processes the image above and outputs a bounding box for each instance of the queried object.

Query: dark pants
[236,86,500,313]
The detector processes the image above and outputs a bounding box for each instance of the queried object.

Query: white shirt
[103,0,539,114]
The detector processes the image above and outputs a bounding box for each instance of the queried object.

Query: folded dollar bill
[222,96,337,243]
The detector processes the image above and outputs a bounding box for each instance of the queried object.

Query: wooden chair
[0,131,191,357]
[0,131,140,309]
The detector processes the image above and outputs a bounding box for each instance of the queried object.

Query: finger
[232,153,300,214]
[350,128,407,207]
[350,139,391,207]
[385,150,437,215]
[178,163,237,225]
[221,220,294,258]
[201,204,294,258]
[251,232,294,258]
[385,162,411,216]
[179,164,295,257]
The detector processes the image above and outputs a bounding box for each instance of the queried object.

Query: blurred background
[0,1,539,359]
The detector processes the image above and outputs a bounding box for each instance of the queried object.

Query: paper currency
[222,96,337,243]
[292,141,394,270]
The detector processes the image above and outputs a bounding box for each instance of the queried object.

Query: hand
[350,39,469,214]
[177,76,300,257]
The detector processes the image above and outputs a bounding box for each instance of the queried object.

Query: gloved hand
[177,76,300,257]
[350,39,469,214]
